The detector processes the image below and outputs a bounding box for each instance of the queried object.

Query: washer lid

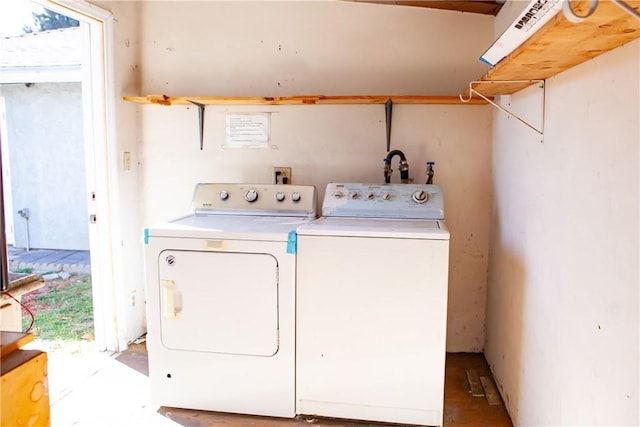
[296,217,449,240]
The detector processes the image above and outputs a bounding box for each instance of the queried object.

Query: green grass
[22,276,94,340]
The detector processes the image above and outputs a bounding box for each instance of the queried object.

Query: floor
[28,340,512,427]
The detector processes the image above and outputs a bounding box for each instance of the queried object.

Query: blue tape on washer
[144,228,149,245]
[286,230,297,254]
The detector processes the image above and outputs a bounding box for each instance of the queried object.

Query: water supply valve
[426,162,435,185]
[398,160,409,184]
[383,159,392,184]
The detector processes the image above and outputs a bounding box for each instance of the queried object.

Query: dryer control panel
[191,183,317,217]
[322,183,444,219]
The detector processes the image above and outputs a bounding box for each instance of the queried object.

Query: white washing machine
[144,183,316,418]
[296,183,450,426]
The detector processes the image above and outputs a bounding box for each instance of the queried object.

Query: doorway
[0,0,129,352]
[45,0,127,352]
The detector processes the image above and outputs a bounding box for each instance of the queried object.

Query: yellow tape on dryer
[202,240,228,250]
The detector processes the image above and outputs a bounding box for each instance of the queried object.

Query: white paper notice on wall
[224,113,270,148]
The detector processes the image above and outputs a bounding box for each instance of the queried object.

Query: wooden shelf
[466,0,640,97]
[123,94,490,106]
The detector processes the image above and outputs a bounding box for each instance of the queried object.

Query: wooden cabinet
[1,332,50,427]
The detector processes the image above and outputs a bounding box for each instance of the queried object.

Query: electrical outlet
[124,152,132,171]
[273,167,292,184]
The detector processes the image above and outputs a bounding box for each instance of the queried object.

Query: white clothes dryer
[144,183,316,418]
[296,183,450,426]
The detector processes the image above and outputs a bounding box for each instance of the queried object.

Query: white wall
[110,1,146,345]
[135,1,491,97]
[485,34,639,427]
[99,1,495,351]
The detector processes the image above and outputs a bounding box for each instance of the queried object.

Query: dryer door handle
[161,279,177,320]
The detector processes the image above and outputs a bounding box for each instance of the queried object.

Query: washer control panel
[191,183,317,217]
[323,183,444,219]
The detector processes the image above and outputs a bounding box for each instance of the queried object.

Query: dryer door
[158,250,279,356]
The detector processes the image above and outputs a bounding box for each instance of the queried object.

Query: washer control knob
[383,192,391,200]
[291,192,301,202]
[367,192,375,200]
[333,191,345,199]
[412,190,429,204]
[244,189,259,203]
[275,191,285,202]
[350,191,359,199]
[219,190,229,200]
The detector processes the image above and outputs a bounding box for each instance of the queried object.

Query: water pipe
[384,150,409,184]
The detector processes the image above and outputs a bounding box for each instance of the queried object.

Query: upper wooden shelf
[466,0,640,97]
[123,94,490,106]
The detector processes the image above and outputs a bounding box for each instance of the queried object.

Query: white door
[0,98,15,246]
[158,250,279,356]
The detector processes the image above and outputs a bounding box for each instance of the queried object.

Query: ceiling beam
[343,1,504,16]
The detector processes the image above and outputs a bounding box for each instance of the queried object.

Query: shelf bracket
[563,0,640,23]
[385,98,393,152]
[187,100,206,150]
[459,80,545,137]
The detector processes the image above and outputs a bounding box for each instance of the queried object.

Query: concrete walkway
[7,246,90,274]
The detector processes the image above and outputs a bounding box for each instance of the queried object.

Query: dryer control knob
[219,190,229,200]
[244,189,259,202]
[333,191,344,199]
[291,192,301,202]
[412,190,429,204]
[367,192,375,200]
[350,192,359,199]
[275,191,285,202]
[383,192,391,200]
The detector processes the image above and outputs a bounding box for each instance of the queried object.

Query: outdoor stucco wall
[1,82,88,251]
